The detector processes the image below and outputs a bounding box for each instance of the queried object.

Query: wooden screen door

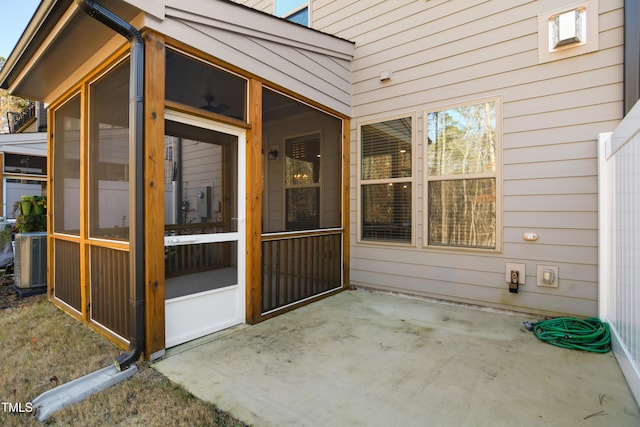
[163,110,246,348]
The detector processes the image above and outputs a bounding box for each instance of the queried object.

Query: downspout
[75,0,145,371]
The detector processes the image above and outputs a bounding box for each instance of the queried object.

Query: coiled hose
[530,317,611,353]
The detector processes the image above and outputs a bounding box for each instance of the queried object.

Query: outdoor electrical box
[197,186,211,219]
[536,265,559,288]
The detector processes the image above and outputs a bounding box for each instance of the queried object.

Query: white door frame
[163,109,246,348]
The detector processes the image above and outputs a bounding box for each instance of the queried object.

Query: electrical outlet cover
[536,265,559,287]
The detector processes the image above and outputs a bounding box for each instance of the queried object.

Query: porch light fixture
[549,7,586,50]
[537,0,598,64]
[268,149,279,160]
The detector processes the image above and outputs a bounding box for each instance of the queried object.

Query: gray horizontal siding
[324,0,623,317]
[156,0,353,116]
[351,259,597,316]
[504,141,596,163]
[503,176,597,195]
[230,0,273,14]
[223,0,622,317]
[503,194,598,212]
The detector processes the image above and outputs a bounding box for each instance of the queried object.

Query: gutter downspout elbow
[76,0,145,371]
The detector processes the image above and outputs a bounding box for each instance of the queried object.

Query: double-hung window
[425,99,500,250]
[358,116,413,244]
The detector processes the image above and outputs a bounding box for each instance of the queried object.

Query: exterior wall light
[537,0,598,64]
[549,7,587,50]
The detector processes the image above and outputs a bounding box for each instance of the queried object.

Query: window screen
[89,59,130,241]
[53,94,81,234]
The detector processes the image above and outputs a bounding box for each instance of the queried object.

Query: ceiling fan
[200,95,230,114]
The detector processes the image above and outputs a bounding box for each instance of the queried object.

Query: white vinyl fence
[599,101,640,405]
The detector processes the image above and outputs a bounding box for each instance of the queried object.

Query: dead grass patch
[0,295,247,426]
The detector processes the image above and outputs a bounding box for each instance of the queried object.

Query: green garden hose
[529,317,611,353]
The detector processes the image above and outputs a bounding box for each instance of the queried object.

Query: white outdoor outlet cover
[536,265,559,287]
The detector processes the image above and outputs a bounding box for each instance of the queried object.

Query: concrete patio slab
[154,289,640,426]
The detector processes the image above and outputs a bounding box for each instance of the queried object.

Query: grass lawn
[0,287,248,426]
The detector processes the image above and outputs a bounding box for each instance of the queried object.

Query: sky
[0,0,308,59]
[275,0,307,16]
[0,0,40,60]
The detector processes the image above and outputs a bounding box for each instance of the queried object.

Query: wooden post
[342,119,350,289]
[45,109,55,302]
[80,86,90,320]
[246,79,263,323]
[0,153,4,218]
[143,30,166,359]
[44,117,54,301]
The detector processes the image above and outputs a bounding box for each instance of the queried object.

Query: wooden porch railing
[262,230,342,314]
[164,222,231,278]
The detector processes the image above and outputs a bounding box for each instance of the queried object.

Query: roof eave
[1,0,141,101]
[0,0,67,93]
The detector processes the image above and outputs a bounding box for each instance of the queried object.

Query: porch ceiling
[0,0,140,101]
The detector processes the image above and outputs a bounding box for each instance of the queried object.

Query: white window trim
[422,97,503,252]
[356,113,416,247]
